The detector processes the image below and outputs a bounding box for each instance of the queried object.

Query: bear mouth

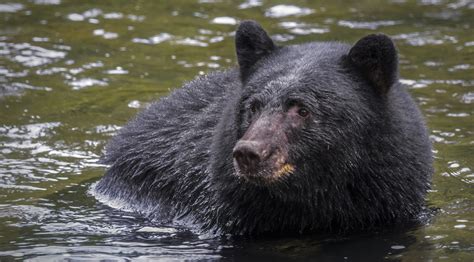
[233,159,295,185]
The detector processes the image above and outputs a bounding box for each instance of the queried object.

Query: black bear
[94,21,433,236]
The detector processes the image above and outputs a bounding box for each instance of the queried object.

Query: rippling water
[0,0,473,260]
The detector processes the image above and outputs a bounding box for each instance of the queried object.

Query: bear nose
[233,141,263,173]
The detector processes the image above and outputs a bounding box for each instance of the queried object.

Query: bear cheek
[286,106,307,129]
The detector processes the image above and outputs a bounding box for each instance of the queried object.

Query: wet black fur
[94,21,433,236]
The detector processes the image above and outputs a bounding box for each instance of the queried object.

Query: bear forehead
[258,43,352,90]
[256,42,350,75]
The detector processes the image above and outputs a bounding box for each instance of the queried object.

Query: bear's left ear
[347,34,398,94]
[235,20,276,82]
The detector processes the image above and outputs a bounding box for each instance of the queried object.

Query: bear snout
[232,138,292,182]
[233,140,268,174]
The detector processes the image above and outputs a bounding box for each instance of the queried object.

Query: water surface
[0,0,473,260]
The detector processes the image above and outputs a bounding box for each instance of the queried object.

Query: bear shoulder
[94,69,239,215]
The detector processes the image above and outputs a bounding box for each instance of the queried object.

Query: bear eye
[249,101,261,114]
[297,107,310,118]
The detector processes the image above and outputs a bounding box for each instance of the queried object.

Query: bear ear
[235,20,276,82]
[347,34,398,94]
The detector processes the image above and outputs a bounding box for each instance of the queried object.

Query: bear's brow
[264,74,300,91]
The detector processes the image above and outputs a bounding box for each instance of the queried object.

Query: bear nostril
[233,143,261,172]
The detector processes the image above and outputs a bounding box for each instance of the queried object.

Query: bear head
[229,21,399,190]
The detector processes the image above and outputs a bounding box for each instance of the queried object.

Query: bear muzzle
[233,140,272,174]
[232,113,294,183]
[233,141,293,182]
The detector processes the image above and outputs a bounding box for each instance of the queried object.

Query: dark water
[0,0,473,260]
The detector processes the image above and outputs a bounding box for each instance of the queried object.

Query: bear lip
[233,156,295,185]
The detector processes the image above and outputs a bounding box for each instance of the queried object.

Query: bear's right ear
[235,20,276,82]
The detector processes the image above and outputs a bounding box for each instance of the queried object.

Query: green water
[0,0,472,260]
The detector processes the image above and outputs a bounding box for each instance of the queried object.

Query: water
[0,0,472,260]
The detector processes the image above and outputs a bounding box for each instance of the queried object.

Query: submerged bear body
[95,21,433,236]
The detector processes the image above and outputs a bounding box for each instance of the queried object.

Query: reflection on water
[0,0,473,260]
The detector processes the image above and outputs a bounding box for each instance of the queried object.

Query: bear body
[94,21,433,236]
